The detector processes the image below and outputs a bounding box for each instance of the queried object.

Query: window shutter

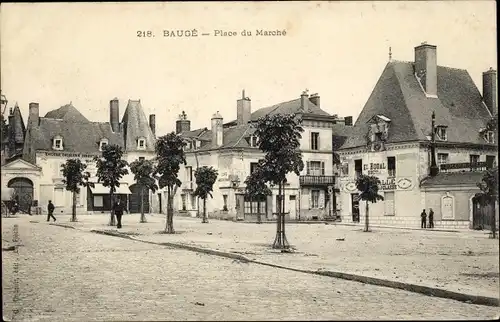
[321,162,325,175]
[317,134,320,150]
[306,161,311,175]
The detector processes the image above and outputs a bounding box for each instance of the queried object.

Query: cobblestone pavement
[16,212,500,299]
[2,216,499,321]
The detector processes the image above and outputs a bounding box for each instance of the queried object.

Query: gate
[8,177,34,213]
[472,196,495,230]
[129,184,150,214]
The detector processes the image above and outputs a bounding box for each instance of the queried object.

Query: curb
[52,224,499,307]
[49,223,76,229]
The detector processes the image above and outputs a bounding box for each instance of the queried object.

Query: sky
[1,1,497,136]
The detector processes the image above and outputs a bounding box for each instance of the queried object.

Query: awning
[89,183,132,195]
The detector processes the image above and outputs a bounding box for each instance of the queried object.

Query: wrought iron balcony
[299,175,335,186]
[439,161,491,172]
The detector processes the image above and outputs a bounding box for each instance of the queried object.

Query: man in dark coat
[47,200,56,222]
[420,209,427,229]
[113,198,124,229]
[428,208,434,229]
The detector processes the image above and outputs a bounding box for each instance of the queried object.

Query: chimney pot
[237,90,251,125]
[176,111,191,134]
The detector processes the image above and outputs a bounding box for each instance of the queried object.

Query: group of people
[420,208,434,229]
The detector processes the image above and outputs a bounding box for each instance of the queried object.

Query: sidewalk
[29,212,500,300]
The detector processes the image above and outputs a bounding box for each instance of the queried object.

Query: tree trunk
[71,191,77,222]
[273,181,290,249]
[109,191,116,226]
[364,201,370,232]
[491,201,497,239]
[257,199,262,224]
[140,186,147,223]
[166,186,175,233]
[202,198,208,223]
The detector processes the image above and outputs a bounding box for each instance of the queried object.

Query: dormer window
[99,138,109,151]
[436,126,448,141]
[53,136,64,150]
[250,135,258,148]
[137,137,146,150]
[484,130,495,144]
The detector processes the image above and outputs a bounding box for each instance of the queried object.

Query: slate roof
[181,124,257,151]
[121,100,156,152]
[44,104,90,123]
[26,118,123,153]
[420,171,484,187]
[341,60,495,149]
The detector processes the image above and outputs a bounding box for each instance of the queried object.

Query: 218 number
[137,31,154,37]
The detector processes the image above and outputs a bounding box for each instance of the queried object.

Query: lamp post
[430,112,439,177]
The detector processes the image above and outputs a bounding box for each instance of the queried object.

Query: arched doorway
[129,184,150,214]
[8,177,34,213]
[472,196,494,230]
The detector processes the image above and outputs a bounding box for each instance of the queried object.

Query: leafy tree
[244,160,272,224]
[62,159,93,222]
[130,158,158,223]
[155,132,186,233]
[193,166,218,223]
[475,167,498,238]
[253,114,304,249]
[355,174,384,232]
[94,144,129,226]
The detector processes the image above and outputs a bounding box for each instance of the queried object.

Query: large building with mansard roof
[336,42,498,230]
[1,98,161,216]
[173,90,354,222]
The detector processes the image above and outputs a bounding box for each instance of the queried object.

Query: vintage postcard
[1,1,498,321]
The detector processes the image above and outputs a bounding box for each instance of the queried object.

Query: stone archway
[8,177,34,213]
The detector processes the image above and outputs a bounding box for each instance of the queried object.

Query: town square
[1,1,499,321]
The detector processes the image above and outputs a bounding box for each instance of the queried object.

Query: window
[354,159,363,178]
[139,157,145,161]
[250,162,259,174]
[186,166,193,181]
[191,195,197,209]
[311,190,320,208]
[484,131,495,144]
[223,195,228,211]
[306,161,324,176]
[94,195,103,207]
[53,136,64,150]
[486,155,496,169]
[342,163,349,176]
[310,132,319,150]
[470,154,480,165]
[437,153,449,171]
[137,138,146,149]
[436,126,447,141]
[250,136,258,147]
[99,139,108,151]
[387,156,396,177]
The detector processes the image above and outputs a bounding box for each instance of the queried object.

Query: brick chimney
[237,89,251,125]
[344,116,353,126]
[483,67,497,116]
[414,42,438,97]
[300,90,309,112]
[176,111,191,134]
[309,93,320,108]
[149,114,156,136]
[28,102,39,128]
[211,111,223,147]
[110,98,120,132]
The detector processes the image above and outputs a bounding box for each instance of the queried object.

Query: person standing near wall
[420,209,427,229]
[428,208,434,229]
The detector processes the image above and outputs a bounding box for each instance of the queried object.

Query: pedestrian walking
[420,209,427,228]
[428,208,434,229]
[47,200,56,222]
[113,198,124,229]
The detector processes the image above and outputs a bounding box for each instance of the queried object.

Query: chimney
[300,90,309,112]
[28,102,39,128]
[149,114,156,136]
[110,98,120,132]
[175,111,191,134]
[237,89,251,125]
[344,116,353,126]
[309,93,320,108]
[414,42,438,97]
[483,67,497,116]
[211,111,223,147]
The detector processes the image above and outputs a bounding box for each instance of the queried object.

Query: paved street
[46,212,500,299]
[2,216,499,321]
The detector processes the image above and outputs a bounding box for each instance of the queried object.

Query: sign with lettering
[341,177,414,192]
[363,162,387,175]
[44,152,98,159]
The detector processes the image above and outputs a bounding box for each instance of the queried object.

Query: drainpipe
[430,112,439,177]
